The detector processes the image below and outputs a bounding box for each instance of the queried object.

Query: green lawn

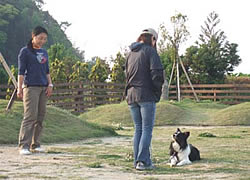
[1,98,250,179]
[80,99,250,128]
[1,98,250,144]
[0,100,117,144]
[47,126,250,179]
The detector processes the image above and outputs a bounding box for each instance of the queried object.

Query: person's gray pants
[19,86,48,150]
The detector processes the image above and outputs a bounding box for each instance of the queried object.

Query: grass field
[1,98,250,144]
[0,98,250,179]
[0,100,116,144]
[80,99,250,127]
[46,126,250,179]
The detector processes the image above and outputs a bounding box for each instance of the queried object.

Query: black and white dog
[168,128,200,167]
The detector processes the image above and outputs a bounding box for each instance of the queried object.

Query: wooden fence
[1,82,250,113]
[0,82,125,113]
[169,84,250,104]
[49,82,125,113]
[0,84,13,97]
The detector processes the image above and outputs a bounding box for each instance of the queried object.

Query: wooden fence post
[213,88,216,102]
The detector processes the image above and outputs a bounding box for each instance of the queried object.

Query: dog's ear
[177,128,181,132]
[185,132,190,138]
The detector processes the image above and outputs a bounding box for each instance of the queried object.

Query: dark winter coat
[125,42,164,105]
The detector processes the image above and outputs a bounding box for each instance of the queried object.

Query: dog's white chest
[172,141,180,152]
[177,145,191,161]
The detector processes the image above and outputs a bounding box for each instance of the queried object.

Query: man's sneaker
[32,147,45,153]
[135,162,155,170]
[19,149,32,155]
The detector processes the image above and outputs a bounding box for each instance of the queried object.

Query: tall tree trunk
[161,70,168,100]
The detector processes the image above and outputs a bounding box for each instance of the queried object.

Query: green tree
[184,12,242,84]
[48,43,84,77]
[88,57,110,105]
[48,43,66,62]
[49,59,67,83]
[110,52,126,83]
[159,13,191,101]
[159,44,175,82]
[159,13,189,60]
[69,61,89,82]
[0,0,83,67]
[89,57,110,82]
[159,13,190,81]
[0,3,19,48]
[183,45,208,83]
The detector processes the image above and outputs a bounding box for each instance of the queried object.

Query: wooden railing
[169,84,250,104]
[49,82,125,113]
[0,84,12,97]
[0,82,125,113]
[1,82,250,112]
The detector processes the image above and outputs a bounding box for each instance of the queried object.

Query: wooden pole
[0,53,17,88]
[6,88,17,110]
[176,58,181,102]
[0,52,18,110]
[179,57,199,102]
[166,60,175,99]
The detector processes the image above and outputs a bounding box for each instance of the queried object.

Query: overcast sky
[43,0,250,74]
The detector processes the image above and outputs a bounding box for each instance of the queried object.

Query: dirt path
[0,137,184,180]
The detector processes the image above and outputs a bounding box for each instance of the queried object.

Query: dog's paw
[167,163,175,168]
[177,160,192,166]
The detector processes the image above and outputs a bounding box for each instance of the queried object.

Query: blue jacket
[18,47,49,86]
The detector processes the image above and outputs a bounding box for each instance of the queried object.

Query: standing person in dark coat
[125,28,164,170]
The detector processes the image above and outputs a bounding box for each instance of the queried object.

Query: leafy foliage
[183,12,242,84]
[0,0,82,70]
[158,13,190,86]
[225,73,250,84]
[159,13,189,58]
[159,45,175,82]
[69,61,89,82]
[110,52,126,83]
[49,59,67,83]
[0,3,19,47]
[89,57,110,82]
[48,43,83,80]
[48,43,67,63]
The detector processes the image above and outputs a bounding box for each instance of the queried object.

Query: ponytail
[27,39,35,54]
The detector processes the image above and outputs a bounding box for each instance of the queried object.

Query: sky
[43,0,250,74]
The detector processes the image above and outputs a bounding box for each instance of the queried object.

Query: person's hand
[46,86,53,97]
[17,88,23,99]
